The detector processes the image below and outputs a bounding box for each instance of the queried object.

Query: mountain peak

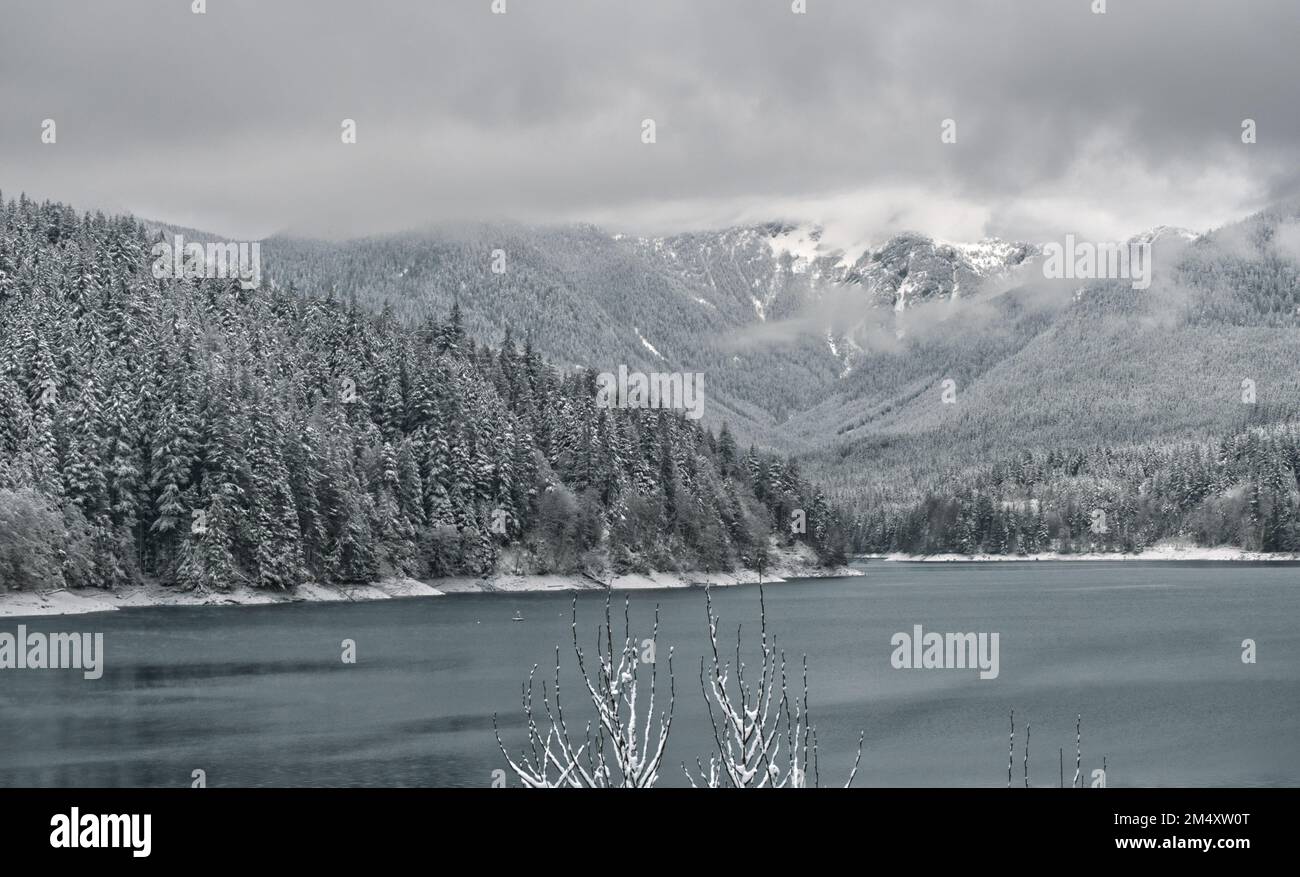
[845,232,1038,310]
[1129,225,1199,246]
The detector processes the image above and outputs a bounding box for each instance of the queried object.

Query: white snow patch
[885,543,1300,563]
[0,577,445,618]
[634,327,665,359]
[764,224,852,271]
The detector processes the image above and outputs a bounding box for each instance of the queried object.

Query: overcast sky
[2,0,1297,246]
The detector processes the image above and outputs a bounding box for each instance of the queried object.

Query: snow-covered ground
[0,577,445,619]
[435,561,860,594]
[880,540,1300,563]
[0,557,861,618]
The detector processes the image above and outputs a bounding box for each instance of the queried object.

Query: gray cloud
[1,0,1296,241]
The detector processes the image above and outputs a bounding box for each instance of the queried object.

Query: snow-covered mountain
[260,207,1292,460]
[620,223,845,324]
[843,233,1037,311]
[1128,225,1199,246]
[627,222,1039,320]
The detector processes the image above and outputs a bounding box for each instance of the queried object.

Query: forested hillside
[851,418,1300,555]
[4,189,1294,578]
[0,193,848,593]
[258,221,1037,450]
[832,206,1300,555]
[258,207,1300,518]
[800,210,1300,520]
[259,223,846,447]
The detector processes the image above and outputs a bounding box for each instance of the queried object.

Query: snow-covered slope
[844,233,1038,311]
[628,223,1038,321]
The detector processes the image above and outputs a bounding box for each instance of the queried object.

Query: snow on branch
[494,592,674,787]
[686,586,863,788]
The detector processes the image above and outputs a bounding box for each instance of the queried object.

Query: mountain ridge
[115,199,1300,517]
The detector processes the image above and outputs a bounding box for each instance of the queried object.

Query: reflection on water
[1,560,1297,787]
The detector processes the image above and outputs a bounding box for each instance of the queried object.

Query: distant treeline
[849,420,1300,555]
[0,194,848,593]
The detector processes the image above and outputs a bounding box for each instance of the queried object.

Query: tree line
[849,420,1300,555]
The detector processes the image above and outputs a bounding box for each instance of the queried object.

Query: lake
[1,560,1297,787]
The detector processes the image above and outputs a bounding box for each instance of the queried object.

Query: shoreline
[871,544,1300,563]
[0,561,861,619]
[9,541,1291,618]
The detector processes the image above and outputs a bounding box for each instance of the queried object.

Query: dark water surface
[1,560,1297,787]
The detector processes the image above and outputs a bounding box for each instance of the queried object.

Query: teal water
[1,560,1296,787]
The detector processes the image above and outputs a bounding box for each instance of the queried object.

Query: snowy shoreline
[873,543,1300,563]
[0,561,861,619]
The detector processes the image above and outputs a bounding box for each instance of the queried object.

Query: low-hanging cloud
[1,0,1296,242]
